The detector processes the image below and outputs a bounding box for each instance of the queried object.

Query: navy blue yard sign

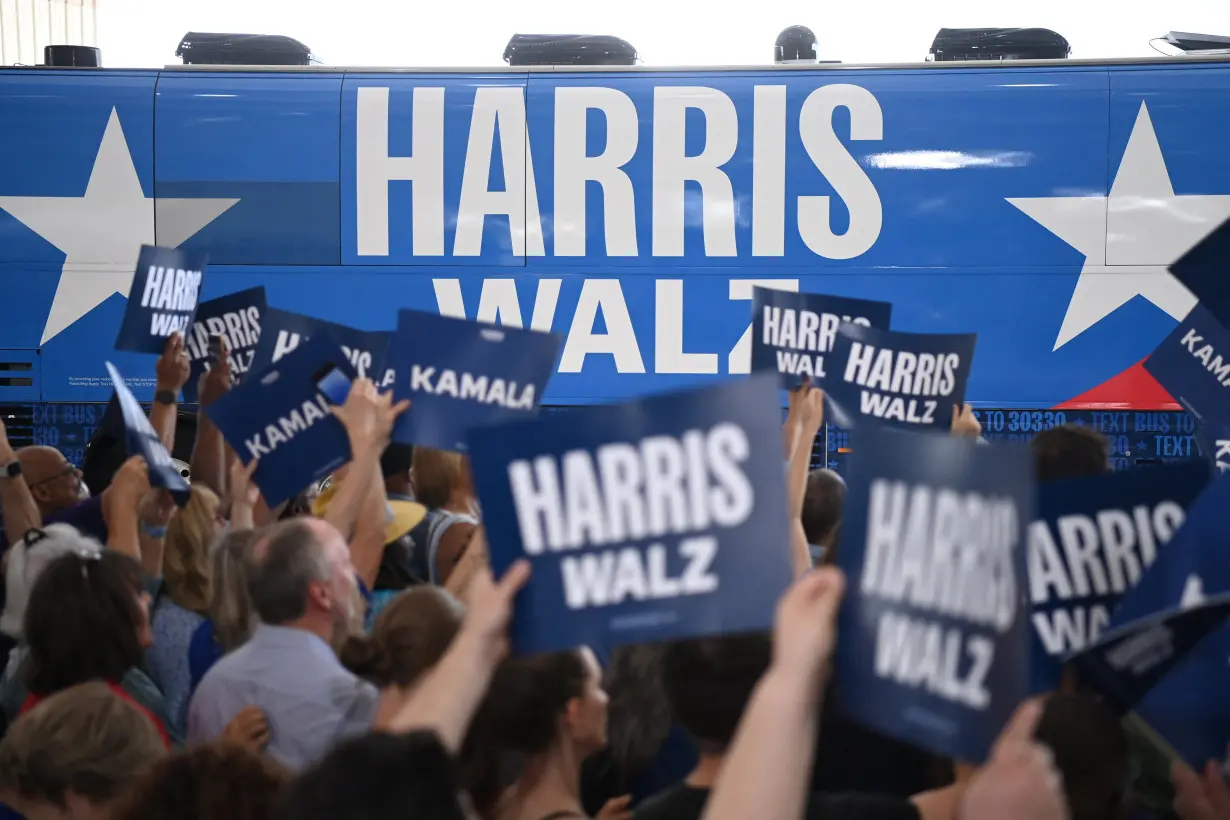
[751,287,892,388]
[115,245,208,355]
[182,287,267,403]
[824,325,976,432]
[466,373,793,655]
[204,333,357,506]
[105,362,191,504]
[835,425,1033,763]
[386,308,562,452]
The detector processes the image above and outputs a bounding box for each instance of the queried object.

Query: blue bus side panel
[154,72,345,265]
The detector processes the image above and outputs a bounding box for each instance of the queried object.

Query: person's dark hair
[246,519,332,626]
[381,443,414,480]
[340,586,464,687]
[1033,694,1131,820]
[478,650,590,756]
[801,469,845,557]
[279,730,466,820]
[1030,425,1112,483]
[23,552,147,696]
[111,743,290,820]
[662,633,772,751]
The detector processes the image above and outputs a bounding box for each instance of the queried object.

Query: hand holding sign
[331,378,410,456]
[772,566,846,688]
[951,404,982,438]
[197,335,235,408]
[104,456,151,525]
[154,333,191,397]
[957,699,1067,820]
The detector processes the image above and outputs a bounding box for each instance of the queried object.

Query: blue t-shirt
[0,496,107,552]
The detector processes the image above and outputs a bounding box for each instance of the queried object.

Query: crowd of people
[0,333,1224,820]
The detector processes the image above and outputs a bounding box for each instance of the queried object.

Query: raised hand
[155,332,191,395]
[229,457,261,508]
[459,559,532,663]
[220,706,271,753]
[596,795,632,820]
[198,335,234,407]
[951,403,982,438]
[1173,760,1230,820]
[958,699,1068,820]
[331,378,410,453]
[771,566,845,688]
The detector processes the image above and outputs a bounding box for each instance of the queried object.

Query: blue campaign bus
[1,53,1227,471]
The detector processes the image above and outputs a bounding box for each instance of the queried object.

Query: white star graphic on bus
[0,108,239,344]
[1007,102,1230,351]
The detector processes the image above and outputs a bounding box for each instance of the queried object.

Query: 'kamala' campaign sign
[466,373,793,655]
[204,333,356,507]
[1169,217,1230,330]
[251,308,390,382]
[386,309,562,452]
[824,325,977,432]
[114,245,208,355]
[1028,463,1210,692]
[835,426,1033,763]
[751,288,892,386]
[1197,419,1230,475]
[105,362,191,504]
[1144,305,1230,425]
[182,287,267,404]
[1101,473,1230,767]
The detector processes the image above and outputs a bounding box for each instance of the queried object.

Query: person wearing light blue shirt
[186,517,379,773]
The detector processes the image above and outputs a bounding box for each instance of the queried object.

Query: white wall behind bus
[94,0,1230,69]
[0,0,98,66]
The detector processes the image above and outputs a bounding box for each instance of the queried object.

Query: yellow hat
[312,482,428,544]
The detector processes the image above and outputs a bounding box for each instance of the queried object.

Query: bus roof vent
[175,32,317,66]
[43,45,101,67]
[503,34,638,67]
[1164,32,1230,55]
[929,28,1071,62]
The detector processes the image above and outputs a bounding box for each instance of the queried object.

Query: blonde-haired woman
[145,484,224,735]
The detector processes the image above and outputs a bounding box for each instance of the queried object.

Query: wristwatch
[0,461,21,479]
[154,390,177,406]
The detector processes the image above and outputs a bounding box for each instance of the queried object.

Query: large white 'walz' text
[507,423,754,609]
[862,480,1020,710]
[844,344,961,425]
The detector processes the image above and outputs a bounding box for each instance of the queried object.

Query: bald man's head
[17,446,88,514]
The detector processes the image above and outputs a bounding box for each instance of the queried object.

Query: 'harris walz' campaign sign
[1102,473,1230,768]
[204,333,356,507]
[824,324,976,432]
[251,308,390,383]
[1027,463,1210,692]
[105,362,191,503]
[182,287,267,404]
[835,426,1033,763]
[386,309,562,452]
[750,288,893,386]
[466,373,793,655]
[114,245,208,355]
[1143,304,1230,425]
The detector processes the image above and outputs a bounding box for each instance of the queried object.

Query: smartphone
[313,363,352,406]
[206,334,224,365]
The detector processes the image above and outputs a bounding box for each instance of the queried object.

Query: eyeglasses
[28,464,79,489]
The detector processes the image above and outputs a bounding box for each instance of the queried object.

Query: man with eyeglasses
[0,447,99,552]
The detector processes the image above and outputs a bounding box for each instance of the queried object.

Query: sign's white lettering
[271,330,377,379]
[243,395,331,459]
[354,83,884,260]
[409,365,535,409]
[140,266,203,312]
[1180,328,1230,385]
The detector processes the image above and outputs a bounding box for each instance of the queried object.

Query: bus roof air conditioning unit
[775,26,818,64]
[929,28,1071,62]
[503,34,638,66]
[1164,32,1230,55]
[175,32,317,66]
[43,45,101,67]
